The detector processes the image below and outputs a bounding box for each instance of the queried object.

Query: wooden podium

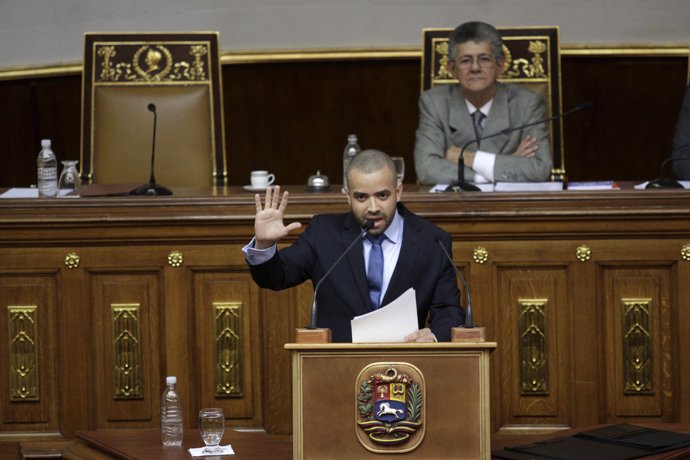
[285,342,496,459]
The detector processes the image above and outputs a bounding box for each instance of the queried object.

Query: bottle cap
[41,139,51,148]
[347,134,357,142]
[166,376,177,385]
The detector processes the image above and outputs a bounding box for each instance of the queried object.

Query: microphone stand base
[129,183,173,196]
[645,178,684,189]
[445,182,482,192]
[451,326,486,343]
[294,327,332,344]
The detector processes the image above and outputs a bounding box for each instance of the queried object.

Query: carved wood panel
[90,271,162,428]
[602,267,674,420]
[0,273,58,430]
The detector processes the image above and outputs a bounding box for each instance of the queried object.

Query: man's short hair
[448,21,504,62]
[346,149,396,182]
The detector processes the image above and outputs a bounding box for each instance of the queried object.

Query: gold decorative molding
[518,299,549,395]
[1,44,686,80]
[95,41,211,83]
[112,304,143,399]
[622,298,653,394]
[167,250,183,267]
[214,302,242,397]
[576,245,591,262]
[8,306,40,401]
[64,252,80,269]
[681,244,690,261]
[473,247,489,264]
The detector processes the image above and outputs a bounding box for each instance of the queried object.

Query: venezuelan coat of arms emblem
[355,362,425,453]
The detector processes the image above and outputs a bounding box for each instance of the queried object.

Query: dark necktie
[472,110,486,146]
[366,234,385,309]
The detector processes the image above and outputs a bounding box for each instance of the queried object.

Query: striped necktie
[366,234,385,309]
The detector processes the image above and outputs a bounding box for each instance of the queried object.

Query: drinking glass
[58,160,81,197]
[199,408,224,454]
[391,157,405,185]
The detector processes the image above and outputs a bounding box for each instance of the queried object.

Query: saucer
[243,185,268,192]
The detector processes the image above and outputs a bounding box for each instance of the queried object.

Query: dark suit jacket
[248,203,464,342]
[414,82,552,184]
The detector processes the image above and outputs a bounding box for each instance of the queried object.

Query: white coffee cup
[250,170,275,189]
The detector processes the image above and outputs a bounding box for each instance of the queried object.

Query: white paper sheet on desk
[429,183,493,193]
[493,181,564,192]
[0,188,38,198]
[351,288,418,343]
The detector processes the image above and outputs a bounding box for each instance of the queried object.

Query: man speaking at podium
[243,149,463,342]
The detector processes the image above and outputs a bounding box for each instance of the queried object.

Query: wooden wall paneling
[90,271,161,428]
[601,266,673,422]
[221,59,421,187]
[260,287,296,435]
[568,251,600,428]
[0,272,59,431]
[193,271,261,425]
[678,254,690,422]
[496,265,570,429]
[560,56,688,182]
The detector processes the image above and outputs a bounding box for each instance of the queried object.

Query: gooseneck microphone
[130,103,173,196]
[446,102,593,192]
[645,147,690,189]
[308,219,375,330]
[435,236,473,328]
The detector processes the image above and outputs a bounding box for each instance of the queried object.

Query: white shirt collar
[465,99,493,116]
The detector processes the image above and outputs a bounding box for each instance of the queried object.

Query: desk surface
[491,423,690,460]
[75,429,292,459]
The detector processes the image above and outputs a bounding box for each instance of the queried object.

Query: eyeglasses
[455,55,495,69]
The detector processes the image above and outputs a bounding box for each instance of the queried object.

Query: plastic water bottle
[342,134,361,192]
[161,376,184,446]
[37,139,58,197]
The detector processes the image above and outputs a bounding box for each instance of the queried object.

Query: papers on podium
[351,288,419,343]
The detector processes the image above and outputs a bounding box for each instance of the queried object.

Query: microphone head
[362,219,375,231]
[147,103,156,112]
[576,102,593,111]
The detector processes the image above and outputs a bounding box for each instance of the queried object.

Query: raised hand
[254,186,302,249]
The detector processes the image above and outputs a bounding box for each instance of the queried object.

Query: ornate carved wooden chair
[80,32,227,187]
[421,27,565,181]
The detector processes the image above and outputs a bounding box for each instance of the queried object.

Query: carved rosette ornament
[167,250,183,267]
[356,363,425,454]
[64,252,80,269]
[681,244,690,261]
[473,247,489,264]
[576,245,592,262]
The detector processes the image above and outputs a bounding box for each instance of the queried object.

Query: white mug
[250,170,275,189]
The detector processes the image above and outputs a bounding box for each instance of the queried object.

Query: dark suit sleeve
[672,85,690,180]
[426,232,465,341]
[248,218,320,291]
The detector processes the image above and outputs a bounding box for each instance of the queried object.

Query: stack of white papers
[567,181,617,190]
[350,288,419,343]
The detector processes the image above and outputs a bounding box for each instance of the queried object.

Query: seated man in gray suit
[414,21,553,185]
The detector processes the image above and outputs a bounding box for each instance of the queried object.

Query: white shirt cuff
[242,238,277,265]
[472,150,496,183]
